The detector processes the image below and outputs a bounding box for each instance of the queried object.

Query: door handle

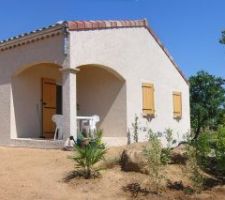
[42,102,47,106]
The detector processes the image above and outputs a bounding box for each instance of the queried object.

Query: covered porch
[10,62,127,146]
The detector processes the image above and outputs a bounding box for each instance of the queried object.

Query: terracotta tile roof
[66,19,148,30]
[0,19,188,84]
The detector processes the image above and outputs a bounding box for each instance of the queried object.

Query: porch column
[62,68,78,140]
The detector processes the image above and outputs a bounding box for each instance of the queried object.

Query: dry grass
[0,145,224,200]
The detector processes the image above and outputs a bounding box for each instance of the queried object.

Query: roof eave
[0,23,65,50]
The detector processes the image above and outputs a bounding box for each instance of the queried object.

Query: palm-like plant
[72,130,107,179]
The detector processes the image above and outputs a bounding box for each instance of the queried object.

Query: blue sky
[0,0,224,78]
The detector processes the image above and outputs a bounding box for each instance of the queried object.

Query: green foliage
[214,127,225,171]
[184,128,225,191]
[183,186,195,195]
[94,129,105,147]
[144,131,165,193]
[185,144,204,193]
[189,71,225,139]
[160,148,171,165]
[132,114,139,143]
[161,129,175,165]
[165,128,173,147]
[72,131,107,179]
[195,132,211,165]
[191,127,225,175]
[219,30,225,44]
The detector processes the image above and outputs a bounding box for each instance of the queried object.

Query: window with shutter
[142,83,155,116]
[173,92,182,119]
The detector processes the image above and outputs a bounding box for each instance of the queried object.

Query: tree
[189,71,225,139]
[219,31,225,44]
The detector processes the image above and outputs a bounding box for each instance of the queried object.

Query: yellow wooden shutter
[173,92,182,118]
[142,83,155,116]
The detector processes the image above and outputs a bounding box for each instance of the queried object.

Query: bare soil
[0,146,225,200]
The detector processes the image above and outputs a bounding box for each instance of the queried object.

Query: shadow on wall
[11,63,62,138]
[77,65,127,137]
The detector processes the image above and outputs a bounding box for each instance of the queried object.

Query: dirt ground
[0,146,225,200]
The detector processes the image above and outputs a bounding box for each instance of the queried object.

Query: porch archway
[76,64,127,138]
[11,63,62,139]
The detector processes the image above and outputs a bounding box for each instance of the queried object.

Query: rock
[120,142,188,173]
[170,144,188,164]
[172,143,187,154]
[120,142,148,173]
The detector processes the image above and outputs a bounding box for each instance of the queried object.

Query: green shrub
[183,129,225,192]
[161,129,174,165]
[161,148,171,165]
[213,127,225,173]
[144,131,165,193]
[185,144,204,193]
[194,127,225,175]
[72,130,107,179]
[165,128,174,147]
[194,131,211,167]
[132,114,139,143]
[195,131,211,157]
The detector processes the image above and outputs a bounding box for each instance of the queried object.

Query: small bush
[165,128,174,147]
[132,114,139,143]
[160,148,171,165]
[194,127,225,176]
[161,129,174,165]
[143,131,165,193]
[193,131,211,168]
[72,130,107,179]
[213,127,225,173]
[185,143,204,193]
[161,128,176,165]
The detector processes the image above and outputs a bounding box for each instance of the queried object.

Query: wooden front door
[42,78,57,139]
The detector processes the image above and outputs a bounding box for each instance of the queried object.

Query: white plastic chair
[52,114,63,140]
[77,115,100,137]
[89,115,100,133]
[52,114,100,140]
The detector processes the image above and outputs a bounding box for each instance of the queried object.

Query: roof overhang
[0,23,65,52]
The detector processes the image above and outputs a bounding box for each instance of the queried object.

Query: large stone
[170,143,188,164]
[120,142,148,173]
[120,142,188,174]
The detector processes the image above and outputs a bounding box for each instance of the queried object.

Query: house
[0,19,190,148]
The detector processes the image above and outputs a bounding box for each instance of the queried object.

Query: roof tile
[67,19,147,30]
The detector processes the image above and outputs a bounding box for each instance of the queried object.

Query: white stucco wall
[0,26,190,147]
[69,27,190,145]
[77,65,127,137]
[0,34,65,145]
[0,83,11,144]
